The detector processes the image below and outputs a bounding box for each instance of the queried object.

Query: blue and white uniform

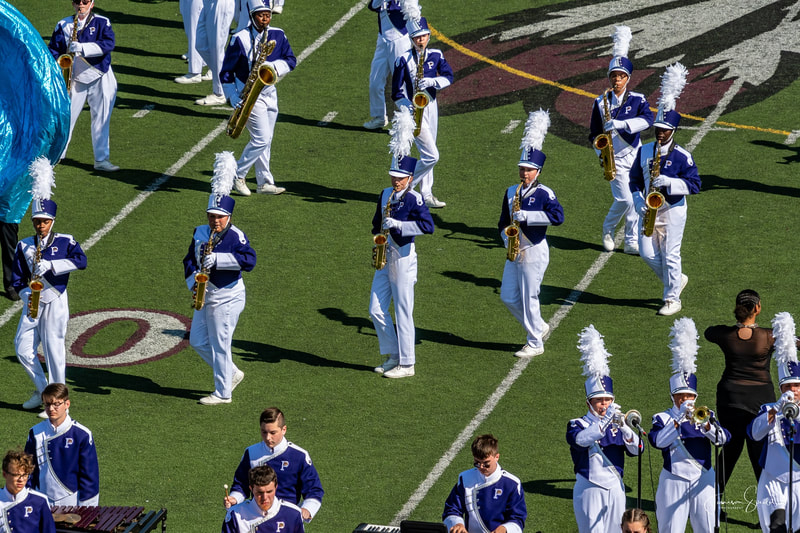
[229,437,324,521]
[221,24,296,188]
[196,0,235,97]
[629,139,700,304]
[391,48,454,201]
[498,182,563,351]
[748,404,800,532]
[442,464,527,533]
[49,12,117,164]
[184,223,256,401]
[369,186,434,366]
[24,414,99,506]
[366,0,411,122]
[180,0,205,75]
[222,497,304,533]
[11,233,87,392]
[0,487,56,533]
[589,90,653,249]
[650,407,729,533]
[567,412,641,533]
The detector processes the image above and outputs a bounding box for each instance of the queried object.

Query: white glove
[230,95,242,109]
[776,391,795,412]
[620,424,635,441]
[202,253,217,269]
[35,260,52,277]
[603,119,625,132]
[68,41,83,55]
[678,399,694,420]
[512,210,528,224]
[651,176,674,188]
[382,217,401,230]
[416,78,435,90]
[599,403,619,431]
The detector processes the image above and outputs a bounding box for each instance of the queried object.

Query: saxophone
[28,236,45,319]
[57,15,79,93]
[226,31,277,139]
[192,231,217,310]
[412,48,429,137]
[593,90,617,181]
[643,141,665,237]
[372,190,396,270]
[503,183,523,262]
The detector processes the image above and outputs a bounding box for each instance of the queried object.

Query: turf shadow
[440,271,501,294]
[520,478,575,501]
[702,173,800,198]
[751,139,800,165]
[280,181,377,204]
[65,366,205,400]
[556,290,662,311]
[232,339,374,372]
[57,160,209,193]
[278,113,392,134]
[431,215,498,247]
[114,45,186,62]
[94,10,183,30]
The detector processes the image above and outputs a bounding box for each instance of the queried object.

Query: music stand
[400,521,447,533]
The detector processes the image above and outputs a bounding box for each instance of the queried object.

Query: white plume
[772,312,798,365]
[399,0,421,22]
[212,151,237,197]
[669,317,698,374]
[611,25,632,58]
[389,107,416,159]
[658,62,689,112]
[28,156,55,200]
[578,325,611,379]
[519,109,550,153]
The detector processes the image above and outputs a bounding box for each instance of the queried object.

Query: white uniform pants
[412,99,439,199]
[500,240,549,348]
[190,281,244,399]
[655,468,716,533]
[573,475,626,533]
[196,0,234,96]
[368,34,410,119]
[180,0,205,74]
[638,200,687,302]
[15,289,69,393]
[369,245,417,365]
[63,69,117,163]
[602,156,639,247]
[237,89,278,186]
[756,474,800,533]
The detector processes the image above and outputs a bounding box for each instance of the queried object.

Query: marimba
[52,505,167,533]
[353,525,400,533]
[353,521,445,533]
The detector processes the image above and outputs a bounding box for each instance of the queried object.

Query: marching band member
[748,312,800,533]
[224,408,324,523]
[589,25,653,255]
[184,152,256,405]
[194,0,235,105]
[629,63,699,317]
[391,5,453,208]
[24,384,100,507]
[12,159,86,412]
[48,0,119,172]
[370,108,434,379]
[176,0,210,84]
[621,508,652,533]
[1,450,56,533]
[567,326,642,533]
[363,0,411,130]
[222,465,304,533]
[498,110,563,358]
[442,434,527,533]
[221,0,296,196]
[649,318,729,533]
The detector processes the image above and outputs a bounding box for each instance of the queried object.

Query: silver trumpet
[613,408,643,432]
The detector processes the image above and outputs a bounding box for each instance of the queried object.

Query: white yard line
[501,119,521,134]
[132,104,154,118]
[0,2,365,331]
[317,111,338,126]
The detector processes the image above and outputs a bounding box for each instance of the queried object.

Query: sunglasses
[73,0,92,4]
[473,459,492,469]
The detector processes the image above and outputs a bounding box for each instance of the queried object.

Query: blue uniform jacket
[230,440,324,511]
[629,140,701,206]
[367,0,406,35]
[566,416,637,479]
[0,487,56,533]
[49,14,114,74]
[748,404,800,471]
[497,183,564,247]
[25,416,99,505]
[649,408,730,472]
[222,498,304,533]
[442,466,527,533]
[183,224,256,290]
[392,48,453,103]
[11,233,87,295]
[221,26,296,86]
[588,90,653,149]
[372,187,434,248]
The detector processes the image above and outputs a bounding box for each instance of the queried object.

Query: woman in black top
[704,289,774,493]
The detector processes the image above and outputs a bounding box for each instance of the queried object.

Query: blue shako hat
[773,312,800,385]
[669,318,699,395]
[389,155,417,178]
[28,157,57,220]
[249,0,272,14]
[654,109,681,130]
[607,25,633,77]
[578,325,615,400]
[518,109,549,170]
[32,199,57,220]
[207,195,235,216]
[207,152,237,216]
[406,16,430,38]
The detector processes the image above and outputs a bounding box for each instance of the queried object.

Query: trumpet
[684,404,711,425]
[594,90,616,181]
[613,408,643,432]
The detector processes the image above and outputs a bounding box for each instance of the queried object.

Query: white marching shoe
[679,273,689,296]
[257,184,286,195]
[175,73,202,84]
[514,344,544,358]
[232,370,245,391]
[234,178,251,196]
[363,116,388,129]
[94,160,120,172]
[199,394,232,405]
[424,196,446,208]
[383,364,415,378]
[623,243,639,255]
[195,93,226,106]
[602,233,615,252]
[658,300,682,316]
[374,357,399,374]
[23,391,42,410]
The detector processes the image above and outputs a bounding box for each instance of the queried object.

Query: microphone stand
[633,422,647,510]
[710,414,723,533]
[790,416,796,533]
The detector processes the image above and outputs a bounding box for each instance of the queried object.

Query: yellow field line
[430,26,793,137]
